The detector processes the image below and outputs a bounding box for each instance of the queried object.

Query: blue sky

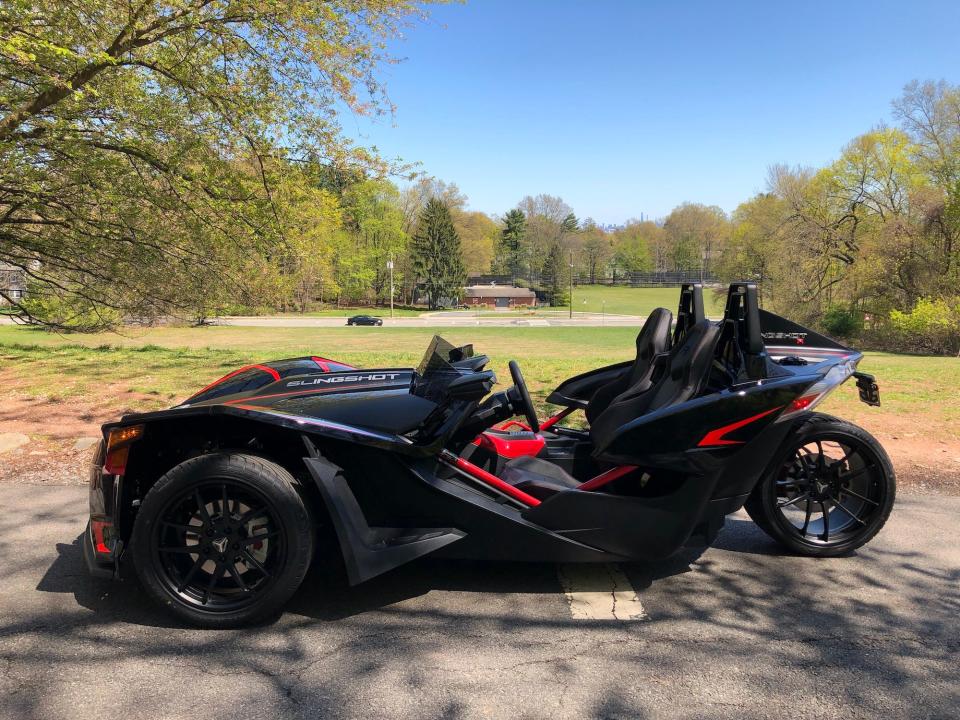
[345,0,960,225]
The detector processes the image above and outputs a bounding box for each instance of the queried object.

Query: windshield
[415,336,474,402]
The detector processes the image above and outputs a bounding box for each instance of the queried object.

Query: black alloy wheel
[745,414,895,557]
[154,481,284,611]
[131,453,314,627]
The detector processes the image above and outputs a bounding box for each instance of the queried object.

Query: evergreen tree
[493,209,527,281]
[541,242,569,306]
[411,198,466,309]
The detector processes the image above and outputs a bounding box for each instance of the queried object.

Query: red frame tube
[577,465,639,491]
[441,452,541,507]
[539,407,575,430]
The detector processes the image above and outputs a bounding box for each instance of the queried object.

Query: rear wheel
[745,414,895,557]
[130,453,314,627]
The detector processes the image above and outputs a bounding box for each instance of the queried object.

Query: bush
[821,304,864,338]
[888,297,960,354]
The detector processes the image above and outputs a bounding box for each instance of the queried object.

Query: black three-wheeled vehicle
[85,283,895,626]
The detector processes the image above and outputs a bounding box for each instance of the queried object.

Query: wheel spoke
[240,549,271,578]
[815,441,826,474]
[221,483,230,518]
[778,492,811,508]
[834,446,855,468]
[820,501,830,541]
[840,486,879,506]
[225,561,249,592]
[241,530,279,546]
[839,464,877,484]
[194,490,212,524]
[177,555,205,592]
[202,562,225,605]
[800,496,813,535]
[237,506,267,525]
[833,498,867,526]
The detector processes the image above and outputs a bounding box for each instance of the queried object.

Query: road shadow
[16,495,959,719]
[36,531,707,627]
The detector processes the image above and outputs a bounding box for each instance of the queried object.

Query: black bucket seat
[584,307,673,425]
[501,320,721,499]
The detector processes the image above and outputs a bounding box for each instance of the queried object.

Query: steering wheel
[508,360,540,433]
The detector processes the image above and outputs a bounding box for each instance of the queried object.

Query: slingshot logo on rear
[286,373,401,388]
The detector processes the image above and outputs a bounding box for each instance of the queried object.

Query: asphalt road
[1,484,957,720]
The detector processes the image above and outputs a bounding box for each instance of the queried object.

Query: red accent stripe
[697,406,784,447]
[577,465,639,491]
[312,356,355,370]
[539,407,575,430]
[447,455,541,506]
[188,364,280,399]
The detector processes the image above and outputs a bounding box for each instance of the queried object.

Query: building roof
[464,285,536,298]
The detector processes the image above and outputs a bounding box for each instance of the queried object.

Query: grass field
[222,286,728,318]
[555,285,728,316]
[1,324,957,439]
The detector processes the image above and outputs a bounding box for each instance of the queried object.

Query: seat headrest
[668,320,720,380]
[637,307,673,360]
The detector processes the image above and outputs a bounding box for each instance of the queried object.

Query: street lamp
[569,252,574,320]
[387,257,394,320]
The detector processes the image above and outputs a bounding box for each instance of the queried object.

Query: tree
[611,221,656,278]
[341,180,408,304]
[540,242,569,306]
[517,194,575,282]
[663,203,729,276]
[456,211,499,275]
[411,199,466,309]
[0,0,434,329]
[579,220,612,283]
[493,209,528,280]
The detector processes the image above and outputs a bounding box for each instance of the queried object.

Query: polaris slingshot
[85,283,895,627]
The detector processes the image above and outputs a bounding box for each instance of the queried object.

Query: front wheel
[130,453,314,627]
[744,413,895,557]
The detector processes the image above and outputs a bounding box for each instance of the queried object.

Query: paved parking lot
[1,484,957,719]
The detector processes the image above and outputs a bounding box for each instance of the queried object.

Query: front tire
[130,453,314,627]
[745,413,895,557]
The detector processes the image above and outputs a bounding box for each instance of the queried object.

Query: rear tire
[130,453,314,628]
[744,413,895,557]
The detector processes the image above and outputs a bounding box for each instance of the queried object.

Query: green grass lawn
[220,286,726,318]
[1,324,957,438]
[554,285,727,316]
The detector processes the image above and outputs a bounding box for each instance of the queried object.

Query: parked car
[346,314,383,326]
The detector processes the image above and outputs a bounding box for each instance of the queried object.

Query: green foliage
[494,209,528,279]
[0,0,433,329]
[821,304,864,338]
[540,242,569,306]
[611,223,654,276]
[410,199,466,310]
[889,298,960,354]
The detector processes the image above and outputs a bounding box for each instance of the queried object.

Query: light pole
[387,257,394,320]
[568,252,574,320]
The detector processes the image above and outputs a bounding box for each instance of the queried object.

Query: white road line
[556,563,649,621]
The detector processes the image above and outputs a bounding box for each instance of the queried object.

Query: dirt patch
[0,385,161,485]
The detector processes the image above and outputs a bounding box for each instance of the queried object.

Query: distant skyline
[343,0,960,225]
